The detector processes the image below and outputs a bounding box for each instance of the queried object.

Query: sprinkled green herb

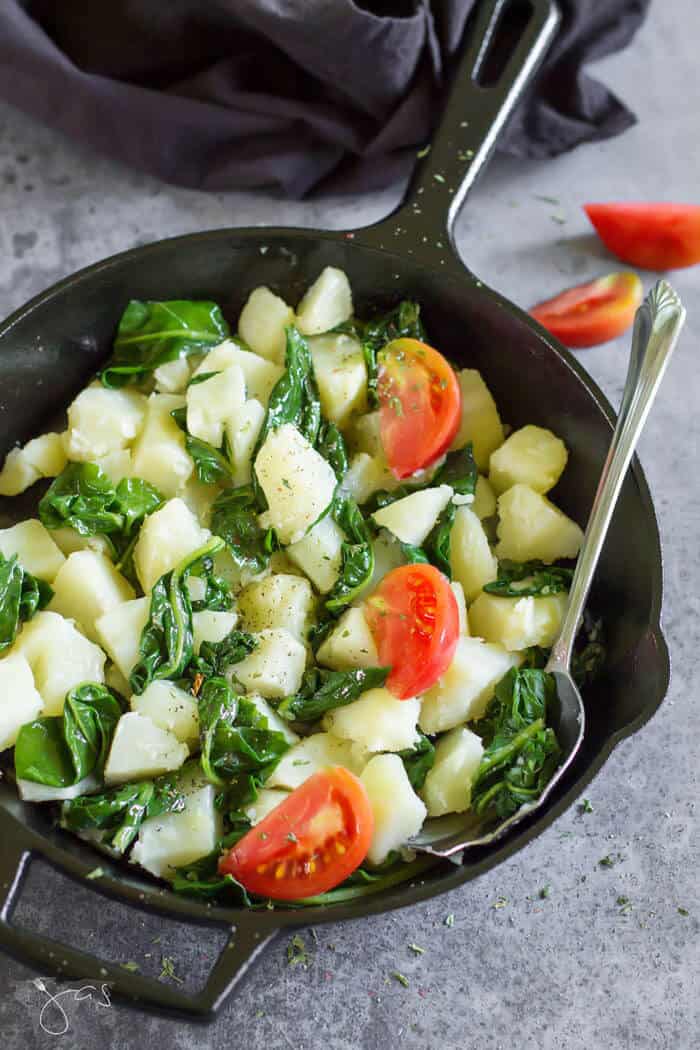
[433,174,445,184]
[416,145,431,158]
[678,907,689,917]
[286,832,298,843]
[534,194,560,205]
[408,943,425,955]
[255,1009,265,1019]
[551,211,567,225]
[444,913,454,927]
[120,961,141,973]
[493,896,509,909]
[580,798,594,814]
[287,934,310,967]
[159,956,183,983]
[617,896,633,915]
[539,885,551,900]
[599,855,614,868]
[392,970,410,987]
[85,866,104,880]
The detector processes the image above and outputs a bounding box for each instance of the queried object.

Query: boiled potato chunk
[489,424,568,496]
[449,506,498,603]
[496,484,583,564]
[340,452,394,506]
[0,447,41,495]
[104,712,188,785]
[451,581,469,635]
[373,486,453,547]
[0,652,43,751]
[419,636,520,734]
[133,497,210,593]
[17,773,100,803]
[130,680,199,749]
[296,267,352,336]
[193,610,239,654]
[323,689,421,753]
[95,596,150,680]
[65,387,146,461]
[130,393,193,498]
[360,753,427,865]
[255,424,337,545]
[243,788,290,825]
[238,286,295,364]
[0,519,65,581]
[48,551,135,642]
[267,732,365,790]
[0,433,68,495]
[14,611,105,716]
[450,369,505,470]
[50,528,112,558]
[468,591,567,652]
[347,411,383,457]
[234,628,306,698]
[472,475,497,520]
[186,364,246,447]
[245,693,299,746]
[309,333,367,426]
[286,515,344,593]
[224,398,266,487]
[153,357,192,394]
[131,765,222,878]
[420,727,484,817]
[194,341,283,404]
[237,573,315,641]
[316,606,378,670]
[93,448,132,486]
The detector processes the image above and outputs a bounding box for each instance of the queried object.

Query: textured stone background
[1,2,698,1047]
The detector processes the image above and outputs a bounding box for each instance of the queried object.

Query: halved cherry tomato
[378,338,461,479]
[530,272,643,348]
[364,563,459,699]
[585,202,700,271]
[218,767,373,900]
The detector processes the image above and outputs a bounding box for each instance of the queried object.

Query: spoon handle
[548,280,686,673]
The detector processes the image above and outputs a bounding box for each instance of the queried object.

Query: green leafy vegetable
[198,678,289,787]
[432,444,478,496]
[170,406,234,486]
[187,629,257,680]
[14,683,124,788]
[0,553,53,653]
[484,559,573,598]
[326,497,374,612]
[210,485,275,575]
[316,421,348,482]
[399,732,435,791]
[187,371,221,387]
[400,543,430,565]
[101,299,229,388]
[170,834,253,904]
[256,326,321,453]
[277,665,389,723]
[354,301,426,407]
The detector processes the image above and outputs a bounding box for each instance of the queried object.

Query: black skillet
[0,0,670,1019]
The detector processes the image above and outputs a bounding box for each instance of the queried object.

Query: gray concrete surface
[0,2,698,1047]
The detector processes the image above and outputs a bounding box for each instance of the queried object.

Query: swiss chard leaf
[256,326,321,453]
[317,421,348,482]
[100,299,229,388]
[14,683,124,788]
[399,732,435,791]
[326,497,375,612]
[0,553,53,653]
[210,485,276,575]
[484,560,574,598]
[170,406,235,486]
[198,679,289,787]
[277,665,389,723]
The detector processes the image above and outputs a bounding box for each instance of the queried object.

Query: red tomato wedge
[364,563,459,699]
[530,272,643,348]
[218,767,373,900]
[378,338,461,479]
[585,202,700,271]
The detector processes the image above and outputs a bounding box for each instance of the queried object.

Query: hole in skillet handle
[0,811,277,1019]
[472,0,536,87]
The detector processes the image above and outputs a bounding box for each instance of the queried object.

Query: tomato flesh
[218,767,373,900]
[585,202,700,271]
[530,272,643,348]
[364,563,459,699]
[378,338,461,479]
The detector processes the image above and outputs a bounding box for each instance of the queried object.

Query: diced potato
[95,597,150,680]
[489,424,568,496]
[0,446,41,495]
[65,387,146,461]
[48,551,135,642]
[243,788,290,825]
[17,773,100,803]
[472,475,497,520]
[193,610,238,654]
[372,486,453,547]
[360,753,427,865]
[420,727,484,817]
[153,357,192,394]
[353,530,406,604]
[255,424,337,545]
[340,452,394,506]
[323,688,421,753]
[225,398,266,488]
[287,515,344,593]
[130,393,193,498]
[245,693,299,745]
[131,765,222,877]
[347,411,383,457]
[419,636,520,734]
[496,484,583,564]
[296,267,352,336]
[186,364,246,447]
[450,369,505,470]
[133,497,210,593]
[94,449,132,486]
[0,519,65,581]
[449,506,498,603]
[104,712,188,785]
[23,433,67,477]
[50,529,112,558]
[234,628,306,698]
[309,333,367,426]
[105,663,131,698]
[194,341,283,405]
[468,591,567,652]
[450,581,469,635]
[14,611,105,716]
[267,732,365,790]
[238,287,295,364]
[131,680,199,749]
[238,574,315,641]
[0,652,43,751]
[316,606,378,670]
[180,477,220,527]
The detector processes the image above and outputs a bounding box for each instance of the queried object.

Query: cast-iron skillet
[0,0,670,1018]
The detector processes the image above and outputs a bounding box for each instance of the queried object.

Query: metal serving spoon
[413,279,686,857]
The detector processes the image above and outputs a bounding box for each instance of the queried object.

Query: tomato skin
[530,272,643,348]
[378,338,461,479]
[365,563,459,699]
[585,202,700,271]
[218,767,373,900]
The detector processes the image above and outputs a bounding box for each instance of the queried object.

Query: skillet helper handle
[0,811,275,1018]
[358,0,560,260]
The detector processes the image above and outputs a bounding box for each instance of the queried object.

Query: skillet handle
[0,810,276,1019]
[356,0,560,267]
